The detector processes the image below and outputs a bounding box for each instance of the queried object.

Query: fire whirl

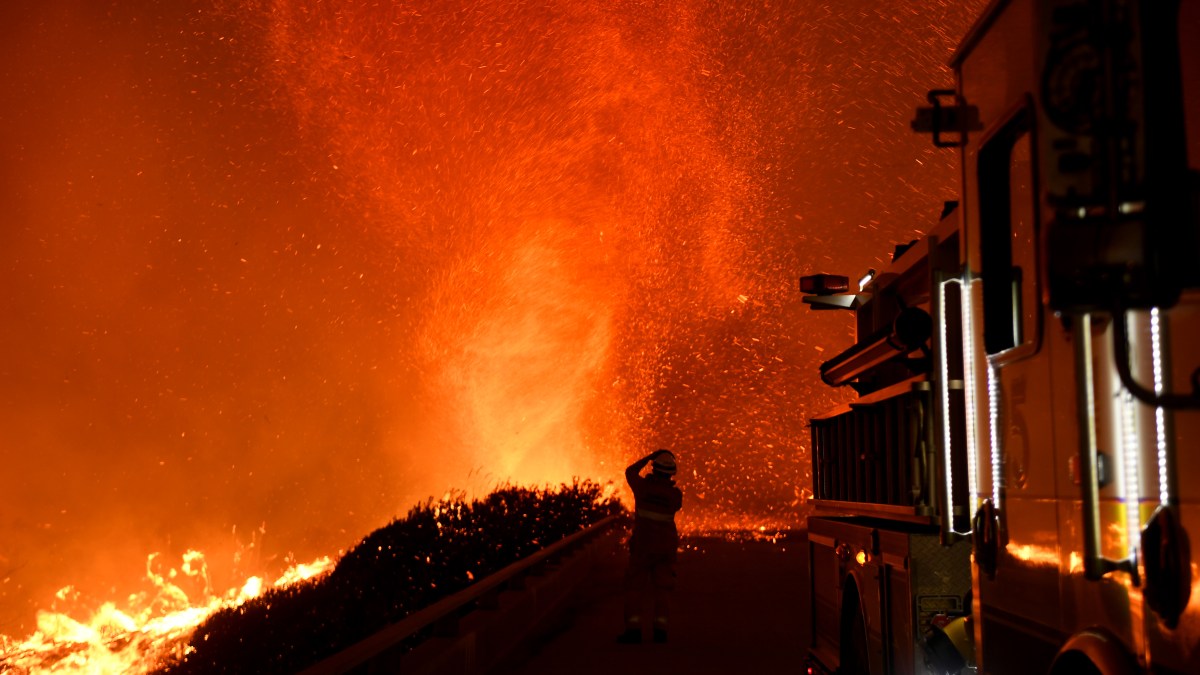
[0,0,982,671]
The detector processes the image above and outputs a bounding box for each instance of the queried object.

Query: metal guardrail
[300,514,621,675]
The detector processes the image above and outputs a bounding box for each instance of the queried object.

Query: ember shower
[0,0,983,637]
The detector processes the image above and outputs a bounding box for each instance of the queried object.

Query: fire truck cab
[801,0,1200,673]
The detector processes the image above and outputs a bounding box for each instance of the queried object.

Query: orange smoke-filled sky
[0,0,983,636]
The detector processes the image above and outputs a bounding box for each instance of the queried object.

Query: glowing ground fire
[1,0,981,670]
[1,550,332,673]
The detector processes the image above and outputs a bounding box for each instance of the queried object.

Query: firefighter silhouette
[618,449,683,644]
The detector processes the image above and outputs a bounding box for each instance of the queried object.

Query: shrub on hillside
[159,480,621,674]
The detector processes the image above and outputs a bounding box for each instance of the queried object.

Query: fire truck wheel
[1049,651,1103,675]
[1050,629,1138,675]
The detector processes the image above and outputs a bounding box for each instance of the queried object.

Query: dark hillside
[160,482,621,674]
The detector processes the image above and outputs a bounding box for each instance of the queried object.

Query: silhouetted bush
[158,480,621,674]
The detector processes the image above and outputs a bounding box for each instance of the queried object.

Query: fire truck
[800,0,1199,673]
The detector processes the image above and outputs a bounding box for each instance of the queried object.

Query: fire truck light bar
[800,273,850,295]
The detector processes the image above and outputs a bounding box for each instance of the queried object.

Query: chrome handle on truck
[934,274,970,545]
[1072,313,1137,581]
[1112,309,1200,410]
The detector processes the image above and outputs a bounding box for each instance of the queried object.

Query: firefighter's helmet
[652,450,677,476]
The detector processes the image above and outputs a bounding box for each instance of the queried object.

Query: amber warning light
[800,273,859,310]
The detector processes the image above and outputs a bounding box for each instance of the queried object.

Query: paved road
[495,530,811,675]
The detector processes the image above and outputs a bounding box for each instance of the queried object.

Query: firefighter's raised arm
[625,451,661,484]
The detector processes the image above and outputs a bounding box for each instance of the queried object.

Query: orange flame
[1,551,333,674]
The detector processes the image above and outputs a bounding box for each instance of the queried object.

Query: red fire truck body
[802,1,1200,673]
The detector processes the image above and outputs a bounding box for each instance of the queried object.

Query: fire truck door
[967,101,1066,671]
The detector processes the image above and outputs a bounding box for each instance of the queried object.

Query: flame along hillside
[0,482,620,674]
